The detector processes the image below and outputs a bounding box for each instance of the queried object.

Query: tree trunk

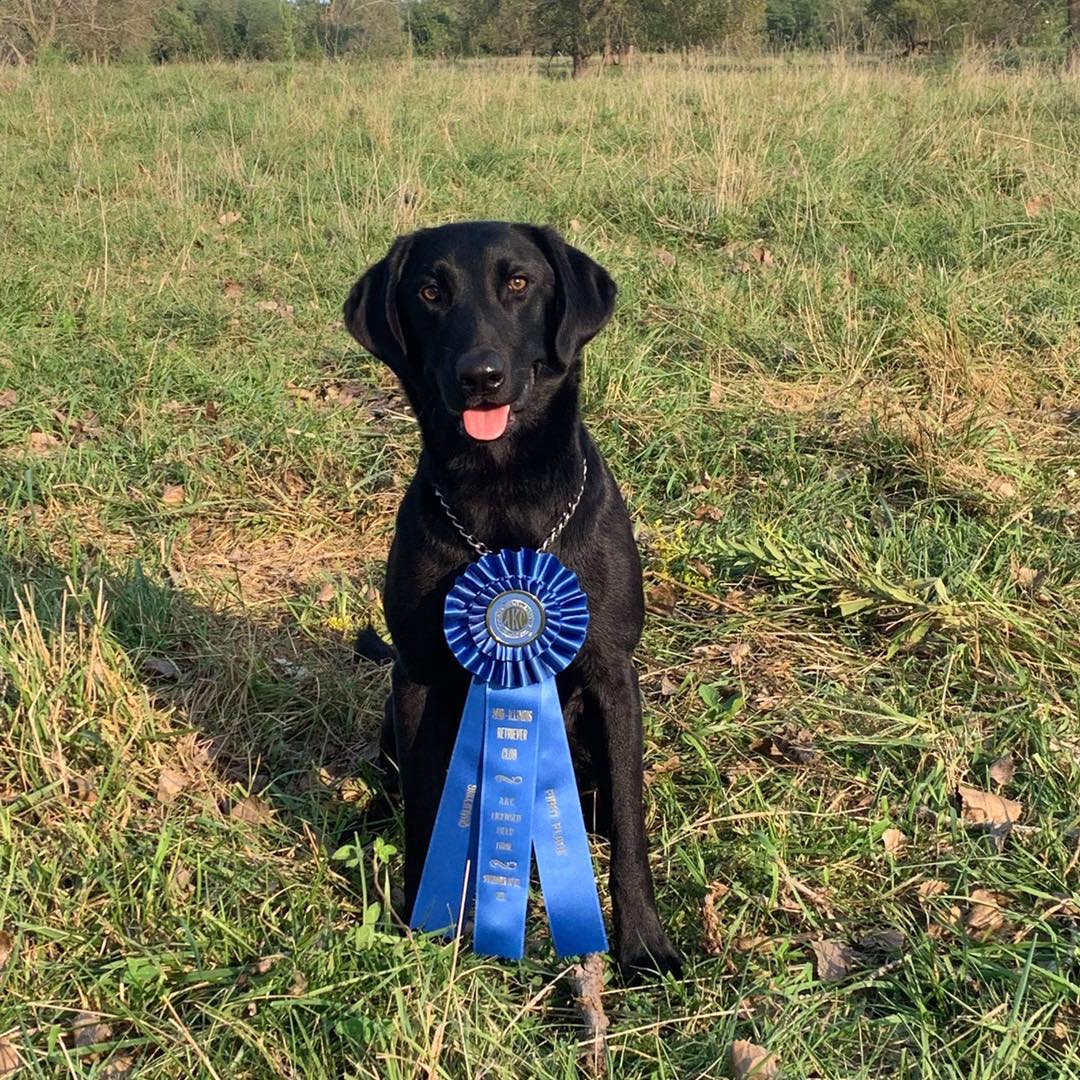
[1069,0,1080,71]
[572,49,588,77]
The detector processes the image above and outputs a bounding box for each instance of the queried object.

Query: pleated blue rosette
[409,548,608,960]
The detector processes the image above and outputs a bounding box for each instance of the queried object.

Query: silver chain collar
[433,456,589,558]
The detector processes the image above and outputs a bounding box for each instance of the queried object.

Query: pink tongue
[463,405,510,441]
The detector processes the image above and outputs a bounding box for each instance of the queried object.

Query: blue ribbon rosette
[409,548,608,960]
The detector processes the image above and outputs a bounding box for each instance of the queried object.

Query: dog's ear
[343,234,414,376]
[527,226,617,369]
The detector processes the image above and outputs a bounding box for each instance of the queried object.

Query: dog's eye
[419,284,441,303]
[507,275,528,294]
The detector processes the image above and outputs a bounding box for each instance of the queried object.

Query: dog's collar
[432,456,588,558]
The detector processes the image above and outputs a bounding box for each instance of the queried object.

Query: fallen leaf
[273,657,312,680]
[230,795,271,824]
[752,242,775,268]
[142,656,181,681]
[69,775,97,805]
[1024,194,1050,217]
[728,642,751,666]
[156,768,187,805]
[1011,565,1039,590]
[0,389,17,409]
[810,938,862,982]
[694,503,723,522]
[966,889,1007,939]
[735,995,770,1021]
[0,930,12,970]
[315,582,335,604]
[285,382,316,401]
[1050,1004,1080,1046]
[957,784,1022,828]
[161,484,186,507]
[0,1039,23,1077]
[218,210,242,226]
[27,431,63,454]
[702,881,729,955]
[654,248,676,268]
[917,879,949,904]
[568,218,583,233]
[751,725,818,766]
[644,754,680,786]
[730,1039,779,1079]
[645,582,677,615]
[858,927,906,954]
[250,953,284,976]
[256,299,294,320]
[72,1011,113,1049]
[985,474,1016,499]
[881,827,907,855]
[223,279,243,299]
[988,754,1015,788]
[101,1053,136,1078]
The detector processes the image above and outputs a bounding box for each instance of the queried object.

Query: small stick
[568,952,609,1076]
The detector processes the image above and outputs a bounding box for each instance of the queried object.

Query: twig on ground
[568,952,609,1077]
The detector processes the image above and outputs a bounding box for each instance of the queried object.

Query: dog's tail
[354,626,396,665]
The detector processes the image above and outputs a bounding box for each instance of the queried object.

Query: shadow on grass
[0,545,399,858]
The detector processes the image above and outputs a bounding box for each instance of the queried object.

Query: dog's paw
[616,931,683,982]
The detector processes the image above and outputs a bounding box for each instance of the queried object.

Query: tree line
[1,0,1076,69]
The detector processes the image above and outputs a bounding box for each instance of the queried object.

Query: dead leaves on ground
[880,827,907,855]
[142,656,181,681]
[160,484,186,508]
[1024,193,1051,218]
[0,1040,24,1077]
[256,298,294,320]
[750,725,818,766]
[26,431,64,455]
[702,881,729,955]
[156,767,188,805]
[917,878,1017,942]
[751,241,776,269]
[285,379,407,420]
[71,1011,113,1049]
[809,938,864,982]
[956,783,1023,847]
[987,753,1015,787]
[228,793,272,825]
[731,1039,780,1079]
[965,889,1008,940]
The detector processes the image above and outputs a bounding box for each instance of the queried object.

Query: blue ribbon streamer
[409,549,608,960]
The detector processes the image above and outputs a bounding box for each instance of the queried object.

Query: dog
[345,221,681,979]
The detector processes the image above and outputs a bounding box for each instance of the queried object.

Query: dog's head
[344,221,615,445]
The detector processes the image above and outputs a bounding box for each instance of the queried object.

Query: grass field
[2,53,1080,1078]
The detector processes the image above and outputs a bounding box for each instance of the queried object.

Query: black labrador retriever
[345,221,681,979]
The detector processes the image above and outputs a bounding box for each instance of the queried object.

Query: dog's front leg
[390,663,464,914]
[589,661,682,979]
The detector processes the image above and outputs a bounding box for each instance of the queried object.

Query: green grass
[2,52,1080,1078]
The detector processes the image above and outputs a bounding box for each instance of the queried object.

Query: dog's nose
[456,350,506,396]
